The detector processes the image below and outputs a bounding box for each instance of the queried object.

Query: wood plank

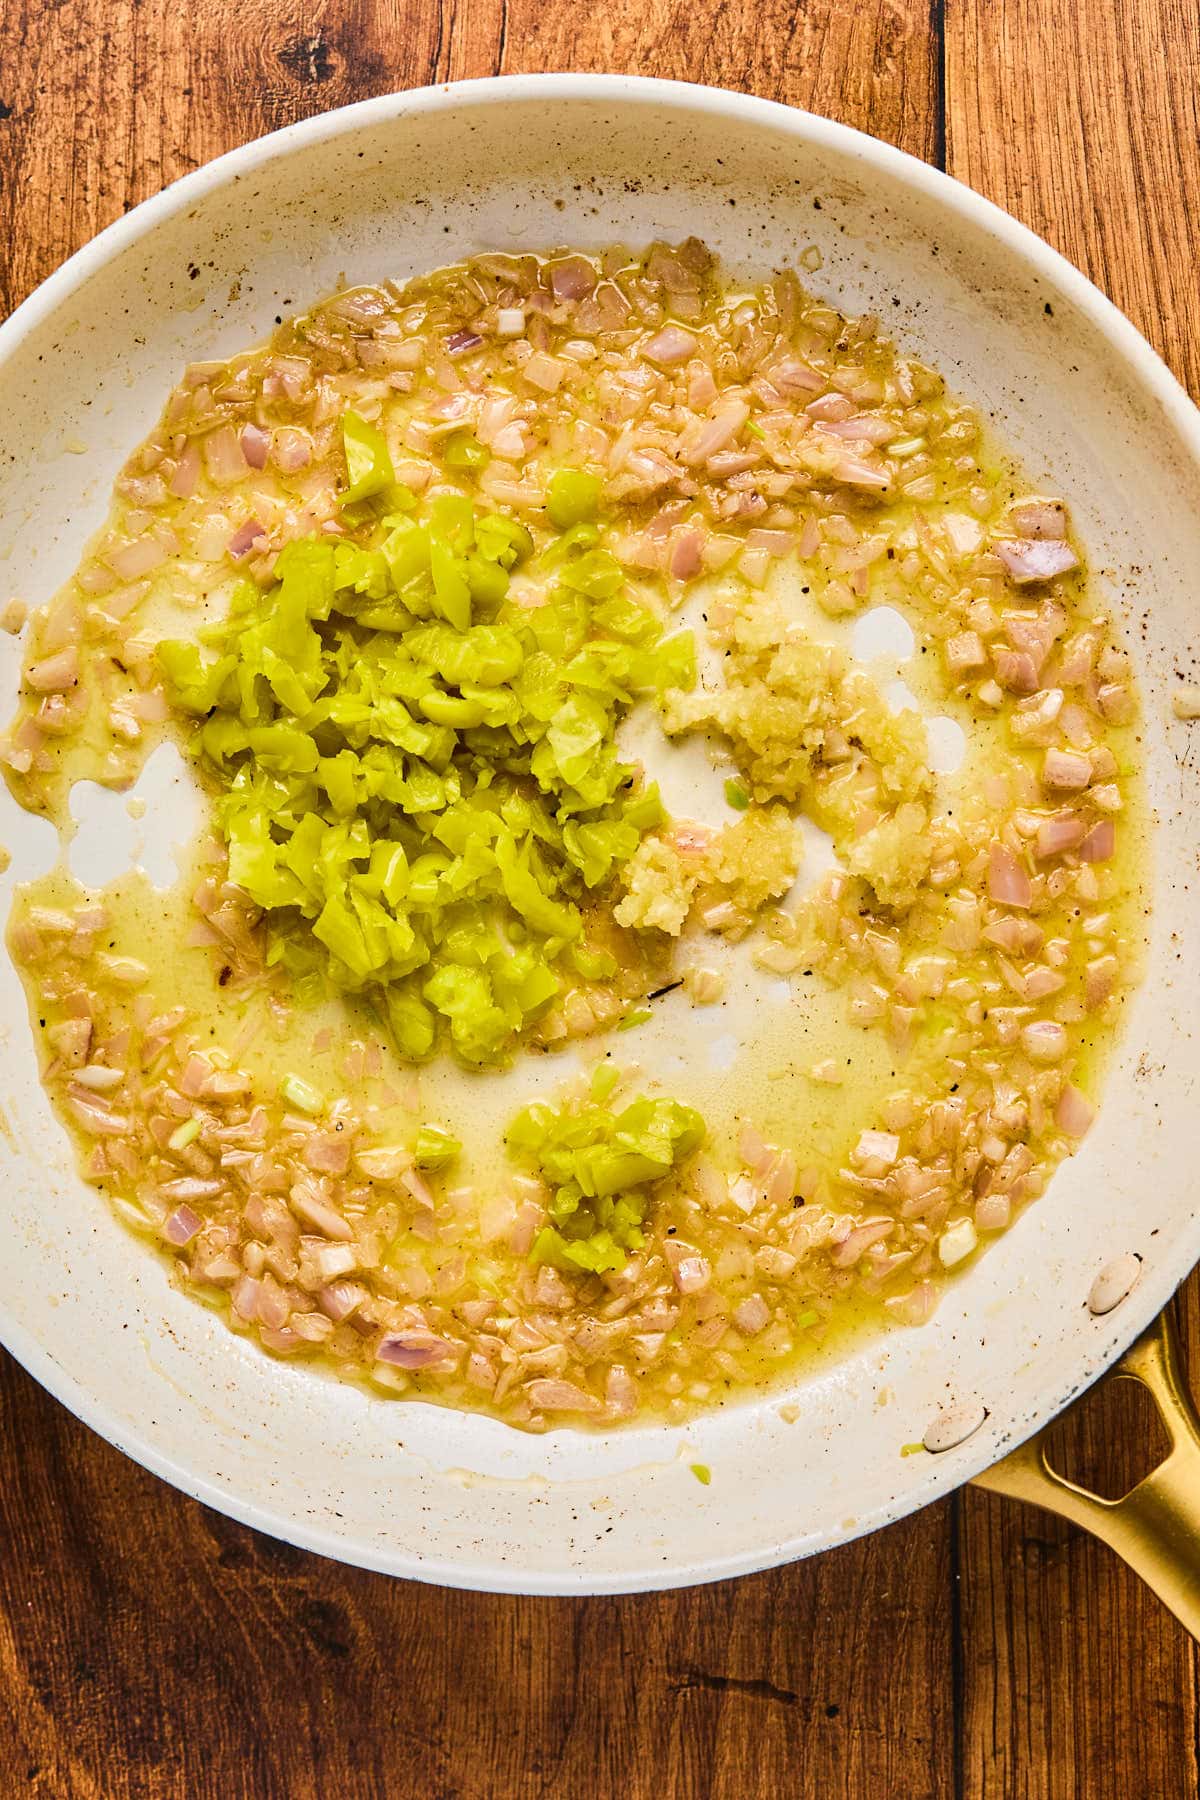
[945,0,1200,397]
[493,0,941,159]
[0,1348,954,1798]
[0,0,443,317]
[0,3,957,1795]
[947,2,1200,1791]
[0,0,939,317]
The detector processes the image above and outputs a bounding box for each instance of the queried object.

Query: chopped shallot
[377,1330,458,1369]
[163,1204,203,1246]
[26,648,79,693]
[228,518,265,560]
[733,1295,771,1336]
[663,1240,711,1294]
[987,843,1032,909]
[1079,819,1115,862]
[240,423,270,469]
[996,538,1079,584]
[1009,499,1067,540]
[1042,747,1092,791]
[528,1379,602,1414]
[1055,1084,1095,1137]
[643,326,697,365]
[1021,1020,1068,1063]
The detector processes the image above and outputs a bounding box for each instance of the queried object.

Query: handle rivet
[1087,1252,1142,1316]
[923,1399,987,1454]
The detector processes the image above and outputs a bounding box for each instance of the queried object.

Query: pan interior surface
[0,78,1195,1591]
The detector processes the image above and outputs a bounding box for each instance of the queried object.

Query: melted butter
[12,850,896,1192]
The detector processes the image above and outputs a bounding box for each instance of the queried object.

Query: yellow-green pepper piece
[341,410,395,504]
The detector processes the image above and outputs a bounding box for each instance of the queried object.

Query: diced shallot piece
[228,518,265,560]
[992,648,1040,694]
[47,1018,91,1066]
[354,1144,410,1181]
[163,1204,203,1247]
[231,1275,261,1321]
[974,1193,1012,1231]
[737,1121,772,1175]
[732,1295,771,1336]
[160,1177,224,1202]
[26,647,79,693]
[1008,499,1068,539]
[509,1200,542,1257]
[1035,812,1085,858]
[401,1167,435,1207]
[687,361,718,409]
[179,1053,213,1098]
[106,532,171,581]
[1078,819,1115,862]
[605,1365,638,1418]
[1042,746,1093,791]
[831,453,890,490]
[377,1330,459,1369]
[240,423,270,469]
[203,424,247,485]
[1021,1020,1068,1063]
[318,1280,367,1323]
[643,325,697,365]
[987,843,1032,908]
[1085,954,1119,1009]
[663,1240,711,1295]
[168,441,200,498]
[885,1282,939,1326]
[831,1219,895,1267]
[821,414,897,445]
[314,1243,357,1281]
[669,530,705,580]
[681,400,750,466]
[946,631,986,673]
[289,1179,354,1241]
[768,357,823,396]
[851,1130,900,1175]
[66,1094,130,1136]
[1056,1083,1095,1137]
[273,428,312,473]
[301,1132,351,1175]
[996,538,1079,584]
[522,352,567,392]
[527,1378,603,1414]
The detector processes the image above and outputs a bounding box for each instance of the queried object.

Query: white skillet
[1,75,1198,1612]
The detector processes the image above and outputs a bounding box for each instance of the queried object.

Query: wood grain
[0,1352,954,1799]
[0,0,939,316]
[945,0,1200,398]
[0,0,1198,1793]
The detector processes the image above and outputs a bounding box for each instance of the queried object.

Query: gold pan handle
[972,1311,1200,1639]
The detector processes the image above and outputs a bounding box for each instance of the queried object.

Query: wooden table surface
[2,2,1199,1794]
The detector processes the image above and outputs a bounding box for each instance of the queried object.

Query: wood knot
[278,35,337,85]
